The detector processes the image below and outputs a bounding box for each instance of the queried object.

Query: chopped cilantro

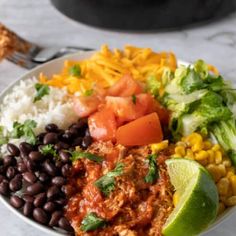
[94,162,124,196]
[70,151,103,163]
[144,154,159,184]
[132,94,137,104]
[11,120,37,145]
[84,89,94,96]
[40,144,57,157]
[33,83,50,103]
[69,65,81,77]
[81,212,106,232]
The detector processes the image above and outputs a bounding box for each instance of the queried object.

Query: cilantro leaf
[33,83,50,103]
[40,144,57,157]
[94,162,124,196]
[11,120,37,145]
[81,212,106,232]
[70,151,103,163]
[145,154,159,184]
[84,89,94,96]
[69,65,81,77]
[132,94,137,104]
[0,126,8,145]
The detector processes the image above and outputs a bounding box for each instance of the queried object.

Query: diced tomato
[152,100,170,125]
[73,95,101,118]
[116,112,163,146]
[108,74,143,97]
[88,107,117,141]
[106,93,155,124]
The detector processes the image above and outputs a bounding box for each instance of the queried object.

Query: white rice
[0,77,78,136]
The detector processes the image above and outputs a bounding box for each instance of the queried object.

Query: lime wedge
[162,158,219,236]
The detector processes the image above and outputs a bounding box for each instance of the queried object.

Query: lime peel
[162,158,219,236]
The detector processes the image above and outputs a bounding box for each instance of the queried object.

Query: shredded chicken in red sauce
[65,141,174,236]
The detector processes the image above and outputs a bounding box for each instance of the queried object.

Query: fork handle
[0,23,30,61]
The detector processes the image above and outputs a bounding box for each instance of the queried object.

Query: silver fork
[0,23,93,69]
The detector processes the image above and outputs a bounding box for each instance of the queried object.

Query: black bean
[58,217,73,232]
[10,195,24,208]
[55,198,67,206]
[17,161,27,173]
[61,185,73,196]
[85,128,90,137]
[49,210,63,227]
[81,136,93,149]
[36,133,46,144]
[26,160,37,172]
[0,174,5,183]
[23,202,34,216]
[43,202,56,213]
[33,208,49,224]
[19,142,33,155]
[0,165,5,174]
[9,176,22,192]
[0,181,9,195]
[22,194,34,203]
[59,150,70,163]
[34,192,47,207]
[29,151,44,162]
[3,155,16,167]
[71,137,83,147]
[7,143,20,156]
[61,132,73,143]
[52,176,66,187]
[69,127,79,137]
[77,118,88,128]
[54,142,69,151]
[26,182,44,195]
[45,123,58,133]
[6,166,17,179]
[38,172,49,183]
[61,164,71,177]
[55,161,63,169]
[43,132,58,145]
[43,160,57,176]
[23,172,37,184]
[47,186,60,200]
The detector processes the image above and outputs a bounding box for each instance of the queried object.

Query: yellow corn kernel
[197,159,208,166]
[173,191,180,207]
[223,159,232,168]
[207,150,215,164]
[217,178,230,196]
[206,164,222,182]
[226,167,235,175]
[195,150,208,161]
[192,142,203,152]
[212,144,221,152]
[218,164,226,177]
[230,175,236,196]
[227,171,235,179]
[217,202,226,215]
[186,149,194,159]
[203,140,212,150]
[186,133,203,146]
[227,187,233,198]
[215,151,222,164]
[151,140,169,153]
[225,196,236,206]
[176,141,187,147]
[175,146,186,157]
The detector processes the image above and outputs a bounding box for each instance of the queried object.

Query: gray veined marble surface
[0,0,236,235]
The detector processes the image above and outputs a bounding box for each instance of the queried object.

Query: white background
[0,0,236,235]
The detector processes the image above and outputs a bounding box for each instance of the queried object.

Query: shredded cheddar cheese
[40,45,177,94]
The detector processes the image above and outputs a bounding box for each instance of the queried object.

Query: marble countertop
[0,0,236,235]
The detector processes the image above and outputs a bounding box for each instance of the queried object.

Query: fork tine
[7,54,37,69]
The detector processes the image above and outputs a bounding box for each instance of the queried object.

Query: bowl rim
[0,51,235,236]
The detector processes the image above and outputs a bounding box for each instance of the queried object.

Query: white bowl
[0,51,235,236]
